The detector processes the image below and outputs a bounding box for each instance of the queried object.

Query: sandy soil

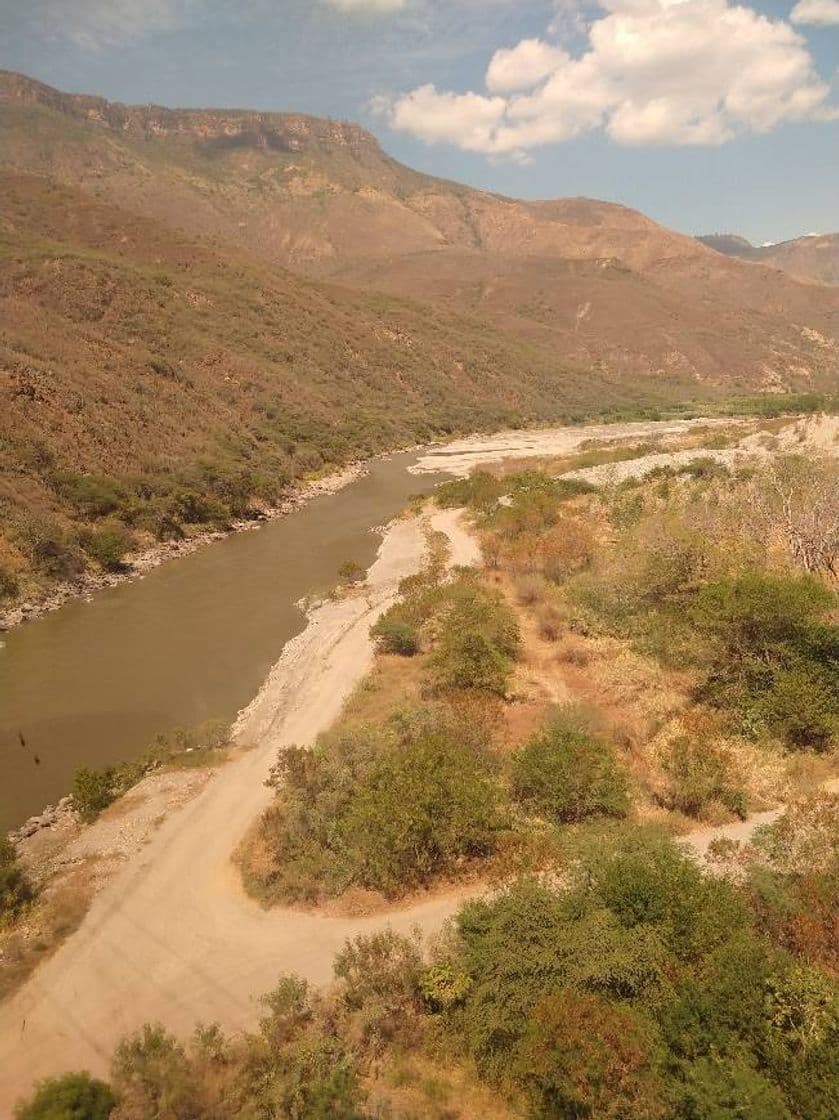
[410,417,729,477]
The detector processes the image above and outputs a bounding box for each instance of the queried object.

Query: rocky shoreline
[0,462,366,632]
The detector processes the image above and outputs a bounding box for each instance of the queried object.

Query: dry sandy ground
[0,509,480,1109]
[410,417,730,477]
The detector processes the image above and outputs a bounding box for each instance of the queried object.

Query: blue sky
[1,0,837,242]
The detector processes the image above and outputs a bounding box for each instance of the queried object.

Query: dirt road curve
[0,511,475,1108]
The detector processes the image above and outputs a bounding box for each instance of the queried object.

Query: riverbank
[0,462,366,631]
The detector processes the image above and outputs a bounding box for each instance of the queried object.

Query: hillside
[698,232,839,286]
[1,71,839,609]
[2,70,838,390]
[5,168,689,608]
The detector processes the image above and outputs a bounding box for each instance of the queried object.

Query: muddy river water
[0,417,722,832]
[0,452,447,831]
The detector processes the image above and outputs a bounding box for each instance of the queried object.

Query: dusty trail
[0,513,478,1107]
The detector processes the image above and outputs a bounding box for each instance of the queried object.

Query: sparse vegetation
[70,720,232,822]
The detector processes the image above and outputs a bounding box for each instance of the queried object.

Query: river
[0,452,445,832]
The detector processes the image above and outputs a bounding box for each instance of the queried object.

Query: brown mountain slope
[698,232,839,287]
[2,70,838,391]
[5,169,696,606]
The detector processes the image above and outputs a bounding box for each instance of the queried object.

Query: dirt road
[0,512,478,1107]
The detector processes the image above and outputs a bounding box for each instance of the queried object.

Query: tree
[15,1072,116,1120]
[512,718,629,823]
[515,990,666,1119]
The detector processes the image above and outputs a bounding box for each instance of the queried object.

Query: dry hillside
[2,70,838,389]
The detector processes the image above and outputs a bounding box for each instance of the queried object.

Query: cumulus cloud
[376,0,837,156]
[790,0,839,24]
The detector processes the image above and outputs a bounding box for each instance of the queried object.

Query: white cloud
[378,0,837,156]
[325,0,407,10]
[486,39,570,93]
[791,0,839,24]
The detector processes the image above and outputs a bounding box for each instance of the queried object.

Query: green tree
[15,1072,116,1120]
[512,718,629,823]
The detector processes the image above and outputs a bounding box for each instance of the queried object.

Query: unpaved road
[0,510,481,1108]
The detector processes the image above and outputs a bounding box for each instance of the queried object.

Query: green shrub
[256,712,506,900]
[78,523,133,571]
[337,559,364,583]
[583,831,750,963]
[435,471,504,511]
[111,1024,198,1119]
[51,472,125,519]
[71,767,117,821]
[14,1072,116,1120]
[660,736,747,820]
[338,733,506,894]
[429,582,520,696]
[429,630,513,696]
[512,717,629,824]
[693,573,838,747]
[370,614,420,656]
[1,837,33,925]
[676,1056,792,1120]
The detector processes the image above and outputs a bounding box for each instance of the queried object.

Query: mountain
[2,70,837,391]
[1,70,838,606]
[698,232,839,287]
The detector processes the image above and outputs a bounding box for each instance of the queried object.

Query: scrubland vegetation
[11,434,839,1118]
[20,791,839,1118]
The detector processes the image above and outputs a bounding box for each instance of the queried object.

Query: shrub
[111,1024,198,1120]
[512,718,629,824]
[17,518,84,580]
[676,1056,792,1120]
[0,562,19,601]
[338,733,506,894]
[429,630,513,696]
[541,518,595,583]
[337,559,364,584]
[370,615,419,656]
[71,767,117,822]
[693,573,838,747]
[429,583,520,696]
[514,574,544,605]
[515,990,666,1119]
[659,736,747,820]
[1,837,33,925]
[78,523,133,571]
[14,1072,116,1120]
[536,601,565,641]
[583,831,749,963]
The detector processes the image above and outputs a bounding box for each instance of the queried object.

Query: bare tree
[749,454,839,580]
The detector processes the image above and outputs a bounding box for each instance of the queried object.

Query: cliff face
[0,69,382,157]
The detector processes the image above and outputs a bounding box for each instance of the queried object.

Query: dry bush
[542,518,595,583]
[515,574,545,605]
[536,601,567,642]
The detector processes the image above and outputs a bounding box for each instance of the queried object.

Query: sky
[1,0,837,243]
